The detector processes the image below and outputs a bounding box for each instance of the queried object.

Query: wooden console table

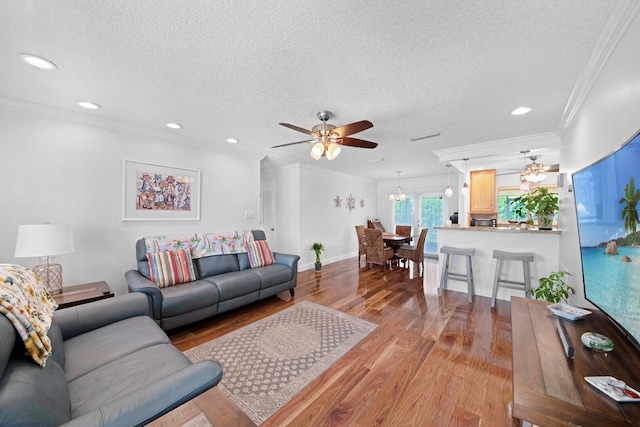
[511,297,640,426]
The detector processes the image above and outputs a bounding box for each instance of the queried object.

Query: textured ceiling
[0,1,614,181]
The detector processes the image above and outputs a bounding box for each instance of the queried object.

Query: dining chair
[367,220,385,232]
[355,225,367,267]
[395,225,412,240]
[364,228,394,271]
[397,228,429,274]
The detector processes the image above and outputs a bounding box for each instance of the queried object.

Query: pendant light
[444,164,453,197]
[389,171,406,201]
[461,159,470,195]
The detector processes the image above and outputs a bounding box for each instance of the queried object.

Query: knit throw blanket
[0,264,58,367]
[144,230,255,258]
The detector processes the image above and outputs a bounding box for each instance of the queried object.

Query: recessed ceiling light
[511,106,533,116]
[77,101,101,110]
[166,123,182,129]
[226,138,239,144]
[19,53,58,70]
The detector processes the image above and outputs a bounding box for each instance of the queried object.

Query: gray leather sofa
[0,292,223,427]
[125,230,300,331]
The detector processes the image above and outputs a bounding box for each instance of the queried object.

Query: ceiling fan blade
[271,139,314,148]
[340,137,378,149]
[279,123,315,135]
[543,164,560,172]
[331,120,373,137]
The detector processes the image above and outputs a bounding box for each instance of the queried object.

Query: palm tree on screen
[620,176,640,234]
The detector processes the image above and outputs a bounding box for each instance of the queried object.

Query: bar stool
[438,246,476,303]
[490,250,535,307]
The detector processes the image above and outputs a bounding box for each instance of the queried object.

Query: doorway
[393,194,443,254]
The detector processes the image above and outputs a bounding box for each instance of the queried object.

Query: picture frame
[122,160,201,221]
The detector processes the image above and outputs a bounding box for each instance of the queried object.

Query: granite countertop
[435,225,562,234]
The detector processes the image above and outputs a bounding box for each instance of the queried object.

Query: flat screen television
[572,130,640,351]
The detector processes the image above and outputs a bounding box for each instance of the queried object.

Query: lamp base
[32,263,63,294]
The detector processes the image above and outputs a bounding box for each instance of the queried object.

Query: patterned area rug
[184,301,377,425]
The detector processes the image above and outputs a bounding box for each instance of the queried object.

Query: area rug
[184,301,377,425]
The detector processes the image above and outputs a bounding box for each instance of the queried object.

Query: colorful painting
[123,160,200,221]
[135,171,193,211]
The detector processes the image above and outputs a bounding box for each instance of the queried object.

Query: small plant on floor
[311,242,324,270]
[528,270,574,303]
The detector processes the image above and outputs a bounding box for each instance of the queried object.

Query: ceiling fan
[272,110,378,160]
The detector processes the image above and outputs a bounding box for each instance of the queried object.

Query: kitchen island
[434,225,561,302]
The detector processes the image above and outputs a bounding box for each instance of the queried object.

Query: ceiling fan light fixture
[310,142,325,160]
[326,142,341,160]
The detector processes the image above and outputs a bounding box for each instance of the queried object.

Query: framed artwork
[122,160,201,221]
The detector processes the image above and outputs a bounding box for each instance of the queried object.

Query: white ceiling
[0,1,617,181]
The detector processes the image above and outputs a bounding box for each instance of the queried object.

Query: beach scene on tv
[573,133,640,345]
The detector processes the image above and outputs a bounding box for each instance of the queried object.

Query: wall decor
[334,195,342,208]
[123,160,201,221]
[346,193,356,212]
[360,199,365,208]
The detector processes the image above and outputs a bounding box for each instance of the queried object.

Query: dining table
[382,233,413,268]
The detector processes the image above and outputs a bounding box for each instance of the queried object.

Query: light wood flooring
[168,257,519,427]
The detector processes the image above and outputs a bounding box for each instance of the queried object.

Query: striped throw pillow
[247,240,274,268]
[146,248,197,288]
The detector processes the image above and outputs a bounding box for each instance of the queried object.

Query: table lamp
[15,223,75,294]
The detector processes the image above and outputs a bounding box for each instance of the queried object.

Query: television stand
[511,297,640,426]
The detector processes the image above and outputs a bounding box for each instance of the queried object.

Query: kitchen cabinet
[469,169,496,213]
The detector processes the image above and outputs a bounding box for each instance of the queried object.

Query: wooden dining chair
[364,228,394,271]
[355,225,367,267]
[397,228,429,274]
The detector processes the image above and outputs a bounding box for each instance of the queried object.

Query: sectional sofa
[125,230,300,331]
[0,292,223,427]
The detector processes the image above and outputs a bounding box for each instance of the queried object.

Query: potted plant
[512,187,559,230]
[528,270,574,303]
[311,242,324,271]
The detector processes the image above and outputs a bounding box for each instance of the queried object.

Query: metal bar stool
[490,250,535,307]
[438,246,476,303]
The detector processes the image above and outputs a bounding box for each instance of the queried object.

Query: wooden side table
[52,281,114,309]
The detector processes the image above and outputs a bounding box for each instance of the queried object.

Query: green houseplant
[513,187,559,229]
[528,270,574,303]
[311,242,324,271]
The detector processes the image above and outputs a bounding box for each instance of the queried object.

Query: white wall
[262,164,377,270]
[560,12,640,306]
[1,108,262,295]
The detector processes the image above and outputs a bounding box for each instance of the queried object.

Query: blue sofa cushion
[160,280,220,318]
[68,343,193,419]
[204,270,261,300]
[63,316,171,381]
[251,264,296,289]
[195,254,240,277]
[0,357,70,426]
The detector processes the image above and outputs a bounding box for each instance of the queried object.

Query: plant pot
[538,213,554,230]
[315,262,322,271]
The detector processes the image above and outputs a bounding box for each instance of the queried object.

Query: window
[498,185,559,223]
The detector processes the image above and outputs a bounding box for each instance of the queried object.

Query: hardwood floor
[168,257,519,427]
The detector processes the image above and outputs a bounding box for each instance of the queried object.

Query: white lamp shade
[15,224,75,258]
[310,142,325,160]
[326,142,341,160]
[444,185,453,197]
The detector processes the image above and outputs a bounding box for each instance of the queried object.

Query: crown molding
[0,96,263,162]
[555,0,640,136]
